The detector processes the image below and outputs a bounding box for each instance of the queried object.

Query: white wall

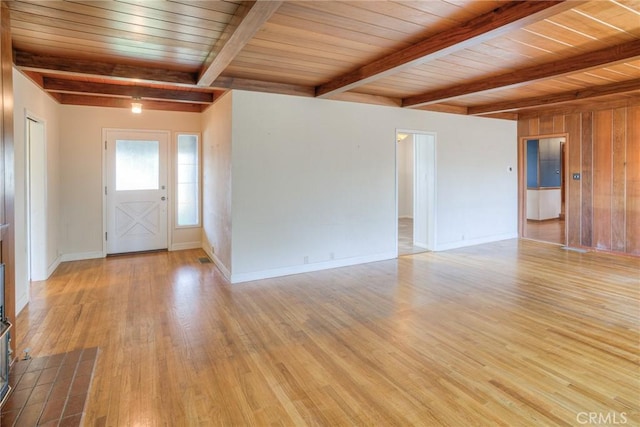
[397,137,413,219]
[527,189,561,220]
[201,93,233,278]
[13,69,61,313]
[221,90,517,282]
[58,105,202,259]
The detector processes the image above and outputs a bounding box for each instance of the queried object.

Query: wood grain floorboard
[11,239,640,426]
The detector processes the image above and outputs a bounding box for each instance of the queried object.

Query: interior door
[27,118,47,280]
[413,133,436,250]
[106,130,168,254]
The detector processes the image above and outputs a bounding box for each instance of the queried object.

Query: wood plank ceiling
[7,0,640,117]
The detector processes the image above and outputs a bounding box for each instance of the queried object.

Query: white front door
[105,130,169,254]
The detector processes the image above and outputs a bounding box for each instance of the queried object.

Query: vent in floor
[198,257,212,264]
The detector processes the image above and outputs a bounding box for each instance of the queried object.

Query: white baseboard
[230,251,396,284]
[211,253,231,281]
[202,246,232,281]
[170,242,201,251]
[16,292,29,316]
[60,251,104,262]
[47,256,62,278]
[435,232,518,251]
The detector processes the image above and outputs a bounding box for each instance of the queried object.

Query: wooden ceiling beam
[468,78,640,115]
[211,76,314,97]
[43,77,214,103]
[404,39,640,108]
[517,95,640,119]
[198,1,283,87]
[315,1,576,98]
[57,94,205,113]
[14,50,198,85]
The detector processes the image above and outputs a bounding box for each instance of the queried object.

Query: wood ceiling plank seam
[255,22,395,56]
[9,11,217,48]
[399,0,504,22]
[564,73,623,85]
[226,58,333,78]
[481,37,560,60]
[446,49,524,70]
[520,28,576,49]
[267,12,414,50]
[470,78,640,115]
[402,39,640,108]
[10,23,212,55]
[572,3,640,34]
[11,35,206,64]
[549,11,636,39]
[465,42,534,63]
[275,2,415,42]
[248,35,383,64]
[524,21,604,48]
[7,7,225,43]
[505,27,637,54]
[315,1,581,98]
[232,52,346,75]
[168,0,243,15]
[108,0,239,23]
[426,53,513,73]
[238,45,357,68]
[517,95,640,117]
[623,62,640,72]
[296,1,437,36]
[580,71,622,83]
[8,1,231,36]
[608,0,640,20]
[378,66,471,82]
[342,1,458,31]
[66,0,236,29]
[592,65,639,78]
[540,18,600,42]
[138,0,242,16]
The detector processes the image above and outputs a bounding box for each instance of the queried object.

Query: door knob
[161,196,166,201]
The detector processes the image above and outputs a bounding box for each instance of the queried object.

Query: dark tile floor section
[1,347,98,427]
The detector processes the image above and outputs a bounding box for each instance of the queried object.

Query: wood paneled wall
[518,103,640,256]
[0,2,15,354]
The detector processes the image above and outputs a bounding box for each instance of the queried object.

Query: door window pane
[116,140,159,191]
[177,134,199,226]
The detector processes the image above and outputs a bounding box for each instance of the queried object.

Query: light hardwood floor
[525,219,565,245]
[398,218,428,256]
[13,239,640,426]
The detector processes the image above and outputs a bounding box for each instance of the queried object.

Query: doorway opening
[521,135,567,245]
[396,131,436,256]
[26,117,47,281]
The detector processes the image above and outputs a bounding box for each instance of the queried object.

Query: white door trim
[102,128,172,256]
[395,129,438,255]
[25,113,48,281]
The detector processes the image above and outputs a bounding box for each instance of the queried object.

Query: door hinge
[105,232,108,241]
[105,186,107,195]
[105,140,107,150]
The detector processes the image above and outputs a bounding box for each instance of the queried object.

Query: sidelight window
[176,133,200,227]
